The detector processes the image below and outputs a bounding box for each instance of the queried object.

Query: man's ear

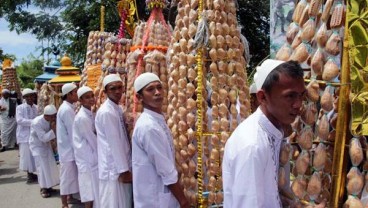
[256,90,267,105]
[135,92,142,102]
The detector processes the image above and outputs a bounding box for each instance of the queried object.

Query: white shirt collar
[63,100,76,110]
[106,98,121,111]
[143,108,165,121]
[256,108,284,140]
[80,105,93,117]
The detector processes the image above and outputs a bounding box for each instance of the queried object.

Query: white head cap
[2,89,10,94]
[22,88,34,96]
[44,105,57,115]
[249,83,257,94]
[77,86,93,98]
[103,74,122,88]
[254,59,285,91]
[134,72,161,93]
[61,83,77,96]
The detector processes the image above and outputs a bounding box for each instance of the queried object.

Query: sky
[0,5,60,65]
[0,18,40,64]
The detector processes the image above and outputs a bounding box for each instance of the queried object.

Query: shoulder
[31,115,42,125]
[134,112,156,129]
[226,114,266,152]
[16,104,25,110]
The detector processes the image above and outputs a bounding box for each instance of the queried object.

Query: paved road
[0,148,83,208]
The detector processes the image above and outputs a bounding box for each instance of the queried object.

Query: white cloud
[0,31,38,46]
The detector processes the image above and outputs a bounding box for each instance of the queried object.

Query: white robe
[73,106,99,206]
[57,101,79,195]
[0,97,17,147]
[95,98,132,208]
[222,108,283,208]
[132,109,179,208]
[16,103,38,172]
[29,115,59,188]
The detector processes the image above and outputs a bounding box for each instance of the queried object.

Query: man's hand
[0,106,6,111]
[50,122,56,132]
[118,171,132,183]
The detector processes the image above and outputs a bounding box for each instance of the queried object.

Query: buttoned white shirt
[16,103,38,143]
[57,101,76,162]
[95,98,131,181]
[132,108,179,208]
[73,106,98,173]
[223,108,283,208]
[29,115,56,156]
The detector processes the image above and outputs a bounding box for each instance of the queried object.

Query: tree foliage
[16,55,44,89]
[0,0,270,71]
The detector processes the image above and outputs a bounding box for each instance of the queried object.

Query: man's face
[138,81,163,113]
[258,73,306,126]
[24,94,35,105]
[80,91,95,109]
[44,114,56,122]
[68,88,78,103]
[105,81,123,104]
[2,92,9,99]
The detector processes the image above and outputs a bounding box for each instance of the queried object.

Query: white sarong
[79,170,99,207]
[99,179,132,208]
[34,149,59,188]
[60,161,79,195]
[19,143,36,172]
[0,117,16,148]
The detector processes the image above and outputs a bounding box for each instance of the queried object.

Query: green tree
[16,55,44,89]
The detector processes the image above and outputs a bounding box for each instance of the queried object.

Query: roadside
[0,148,83,208]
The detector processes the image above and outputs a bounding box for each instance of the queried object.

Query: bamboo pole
[330,10,351,207]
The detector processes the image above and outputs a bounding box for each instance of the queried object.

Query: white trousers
[99,179,132,208]
[19,143,36,173]
[60,161,79,195]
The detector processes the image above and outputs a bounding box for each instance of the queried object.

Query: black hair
[262,60,304,93]
[62,94,67,100]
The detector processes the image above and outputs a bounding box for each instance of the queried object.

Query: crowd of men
[0,59,307,208]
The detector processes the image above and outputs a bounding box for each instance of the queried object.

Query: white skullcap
[103,74,122,88]
[44,105,57,115]
[2,89,10,94]
[134,72,161,92]
[62,83,77,96]
[254,59,285,91]
[77,86,93,98]
[22,88,34,96]
[249,83,257,94]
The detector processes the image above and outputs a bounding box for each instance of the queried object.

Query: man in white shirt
[57,83,80,208]
[0,89,17,151]
[29,105,59,198]
[132,73,189,208]
[222,60,306,207]
[73,86,99,208]
[95,74,132,208]
[16,88,38,183]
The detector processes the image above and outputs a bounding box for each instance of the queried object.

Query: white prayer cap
[103,74,122,88]
[2,89,10,94]
[134,72,161,93]
[77,86,93,98]
[44,105,57,115]
[61,83,77,96]
[22,88,34,96]
[249,83,257,94]
[254,59,285,91]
